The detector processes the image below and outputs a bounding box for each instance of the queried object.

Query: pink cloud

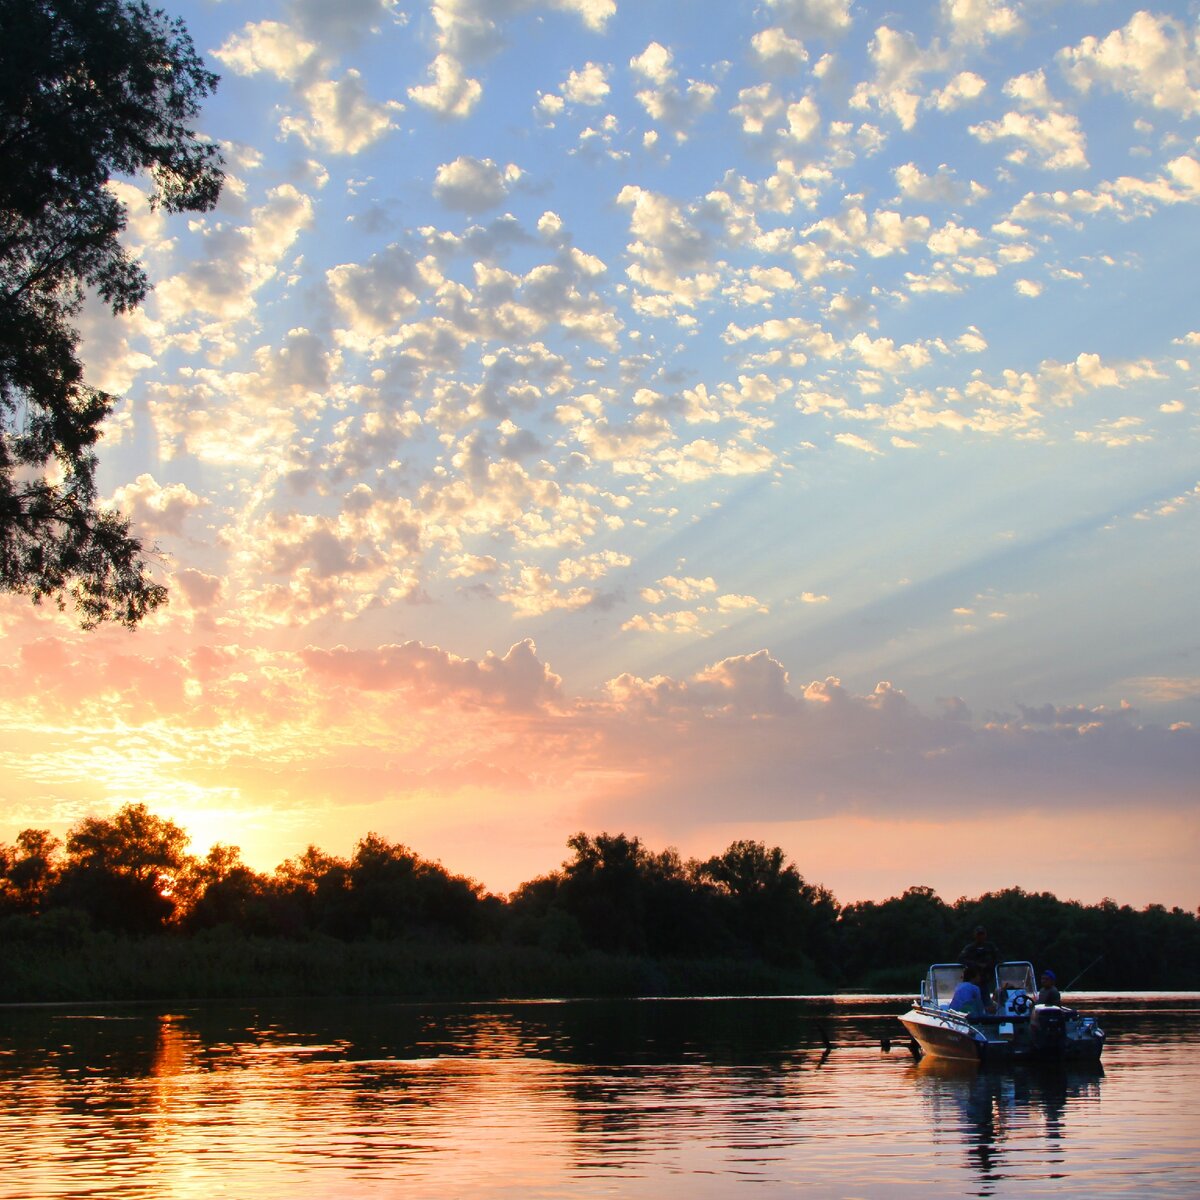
[301,637,563,710]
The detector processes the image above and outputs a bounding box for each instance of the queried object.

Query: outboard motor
[1031,1006,1069,1054]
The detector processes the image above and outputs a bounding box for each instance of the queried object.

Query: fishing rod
[1064,954,1104,992]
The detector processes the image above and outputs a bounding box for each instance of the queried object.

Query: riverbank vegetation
[2,804,1197,1002]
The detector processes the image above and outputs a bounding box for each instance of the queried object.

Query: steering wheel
[1009,992,1031,1017]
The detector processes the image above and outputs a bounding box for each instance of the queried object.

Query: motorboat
[896,961,1105,1064]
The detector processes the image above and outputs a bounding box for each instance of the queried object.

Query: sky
[1,0,1198,909]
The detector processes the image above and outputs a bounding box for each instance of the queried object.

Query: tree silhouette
[0,0,223,624]
[0,828,61,913]
[696,839,837,967]
[54,802,192,931]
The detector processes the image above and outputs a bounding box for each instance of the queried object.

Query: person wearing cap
[1037,969,1061,1007]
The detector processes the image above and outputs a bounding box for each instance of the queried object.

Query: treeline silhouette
[2,804,1198,999]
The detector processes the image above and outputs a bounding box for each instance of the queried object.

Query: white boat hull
[898,1004,1105,1064]
[898,1007,984,1062]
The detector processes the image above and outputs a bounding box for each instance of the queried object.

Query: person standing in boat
[959,925,1001,1000]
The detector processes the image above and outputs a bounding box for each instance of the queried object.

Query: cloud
[428,0,614,63]
[850,25,949,130]
[216,22,401,152]
[894,162,987,204]
[751,28,810,70]
[762,0,853,40]
[214,21,319,81]
[616,185,722,314]
[970,109,1088,170]
[629,41,719,138]
[639,575,712,604]
[785,95,822,143]
[433,156,524,212]
[408,53,483,117]
[835,431,883,454]
[941,0,1022,46]
[281,72,404,154]
[1059,11,1200,117]
[175,568,224,610]
[326,243,426,345]
[287,0,402,49]
[301,638,564,710]
[630,41,675,85]
[932,71,987,111]
[731,83,785,136]
[606,650,796,714]
[497,565,595,617]
[969,71,1088,169]
[589,663,1200,827]
[621,609,705,635]
[110,474,205,537]
[563,61,610,105]
[156,184,315,325]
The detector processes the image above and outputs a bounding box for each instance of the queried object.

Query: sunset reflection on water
[0,996,1196,1199]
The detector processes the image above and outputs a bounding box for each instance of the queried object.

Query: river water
[0,993,1196,1199]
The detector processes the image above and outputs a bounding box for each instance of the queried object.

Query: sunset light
[1,0,1197,911]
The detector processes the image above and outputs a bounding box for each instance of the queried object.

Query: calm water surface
[1,994,1196,1198]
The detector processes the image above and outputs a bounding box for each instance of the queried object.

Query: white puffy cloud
[408,53,483,117]
[621,609,705,635]
[751,28,810,70]
[498,565,596,616]
[616,185,722,313]
[894,162,987,204]
[433,156,524,211]
[216,22,401,153]
[563,61,610,105]
[630,41,675,85]
[644,574,718,602]
[785,95,822,142]
[1060,11,1200,117]
[629,41,718,136]
[156,184,315,325]
[282,71,404,154]
[941,0,1021,46]
[932,71,987,111]
[850,25,949,130]
[970,110,1088,169]
[731,84,785,136]
[214,21,318,81]
[804,201,932,258]
[836,431,883,454]
[849,332,932,371]
[326,244,426,343]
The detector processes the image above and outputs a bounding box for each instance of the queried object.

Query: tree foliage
[0,0,222,625]
[54,801,191,931]
[2,808,1198,991]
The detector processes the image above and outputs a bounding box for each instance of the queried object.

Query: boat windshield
[925,964,966,1007]
[996,961,1036,995]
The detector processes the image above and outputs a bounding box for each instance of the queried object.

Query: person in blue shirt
[950,965,986,1017]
